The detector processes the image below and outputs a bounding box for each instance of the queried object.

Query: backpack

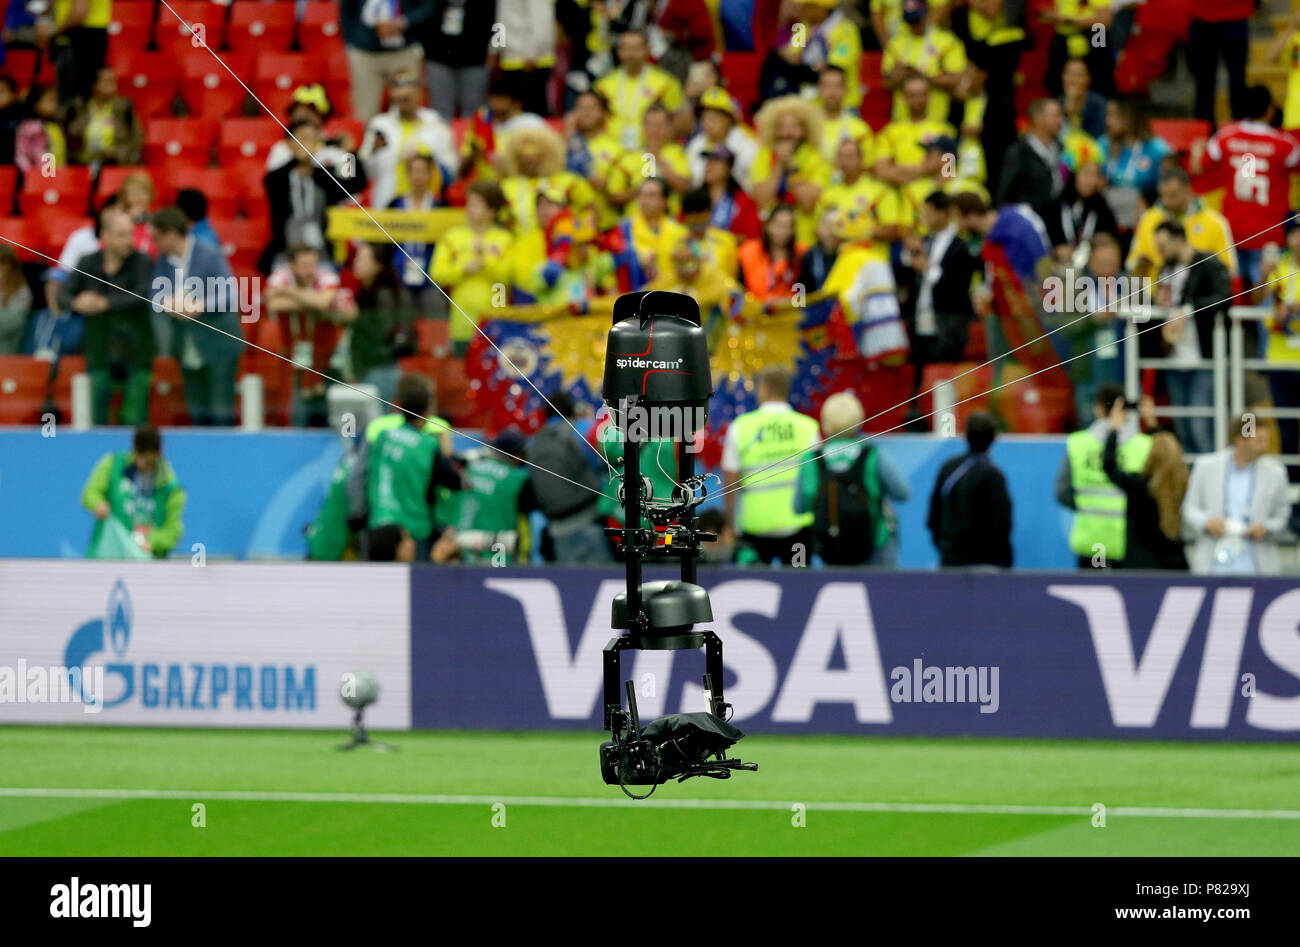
[813,446,878,565]
[528,421,602,520]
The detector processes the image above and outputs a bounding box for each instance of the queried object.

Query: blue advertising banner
[410,568,1300,741]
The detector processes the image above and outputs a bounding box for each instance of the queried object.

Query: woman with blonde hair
[1102,400,1189,570]
[749,95,831,245]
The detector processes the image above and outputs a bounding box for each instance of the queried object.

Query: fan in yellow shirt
[751,95,832,246]
[601,104,692,215]
[565,89,625,229]
[1127,167,1237,282]
[593,30,685,150]
[681,186,739,278]
[430,182,515,354]
[623,177,689,288]
[872,77,956,236]
[498,125,597,234]
[1267,12,1300,131]
[882,1,968,124]
[816,65,873,164]
[818,138,904,263]
[784,0,864,107]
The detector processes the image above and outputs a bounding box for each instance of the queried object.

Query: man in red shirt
[1189,0,1256,125]
[264,245,358,426]
[1195,86,1300,295]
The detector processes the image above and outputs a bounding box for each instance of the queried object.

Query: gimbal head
[597,291,756,796]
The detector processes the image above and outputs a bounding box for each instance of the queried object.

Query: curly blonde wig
[753,95,824,149]
[500,125,567,178]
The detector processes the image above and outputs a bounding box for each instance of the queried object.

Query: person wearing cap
[882,0,968,125]
[431,181,514,358]
[815,65,873,164]
[873,75,957,230]
[700,146,762,242]
[594,29,686,151]
[781,0,863,109]
[685,86,759,190]
[750,95,832,247]
[360,71,458,210]
[817,137,902,262]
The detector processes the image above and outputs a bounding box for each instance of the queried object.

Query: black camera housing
[597,292,756,796]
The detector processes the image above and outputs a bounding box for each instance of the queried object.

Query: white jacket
[359,107,458,209]
[1181,449,1292,575]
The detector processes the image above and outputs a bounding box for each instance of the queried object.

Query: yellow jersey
[817,176,901,261]
[594,67,685,151]
[1127,200,1239,281]
[430,224,515,343]
[821,110,874,164]
[1284,33,1300,130]
[883,27,967,124]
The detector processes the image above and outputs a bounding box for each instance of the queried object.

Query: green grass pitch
[1,726,1297,856]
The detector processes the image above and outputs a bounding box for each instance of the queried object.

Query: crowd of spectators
[1,1,1297,570]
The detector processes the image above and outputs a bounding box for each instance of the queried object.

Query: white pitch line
[1,788,1298,820]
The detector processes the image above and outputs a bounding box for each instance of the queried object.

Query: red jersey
[1203,120,1300,250]
[265,263,344,376]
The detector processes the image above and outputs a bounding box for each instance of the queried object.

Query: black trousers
[1188,18,1249,125]
[736,528,815,566]
[54,27,108,105]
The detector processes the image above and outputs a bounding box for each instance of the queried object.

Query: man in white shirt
[360,72,458,209]
[1182,414,1292,574]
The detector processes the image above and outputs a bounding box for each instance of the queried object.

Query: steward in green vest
[1057,384,1152,565]
[346,373,462,558]
[307,451,356,561]
[446,429,535,564]
[722,367,820,565]
[81,425,186,558]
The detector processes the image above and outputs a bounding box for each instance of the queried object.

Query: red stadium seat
[158,165,241,218]
[433,358,471,426]
[0,48,39,86]
[415,319,449,356]
[19,167,92,217]
[919,362,992,432]
[218,117,283,188]
[227,2,296,52]
[36,214,94,264]
[95,165,156,207]
[143,117,219,166]
[115,52,180,119]
[105,1,156,60]
[150,357,190,426]
[210,217,270,272]
[859,51,883,91]
[719,52,761,118]
[179,50,256,120]
[860,90,892,131]
[298,2,345,57]
[0,218,43,264]
[1148,118,1211,154]
[324,117,365,152]
[154,1,226,59]
[0,166,16,215]
[254,53,314,117]
[0,356,50,425]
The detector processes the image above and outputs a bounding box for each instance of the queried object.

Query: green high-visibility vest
[1066,430,1152,561]
[367,422,440,541]
[731,405,820,537]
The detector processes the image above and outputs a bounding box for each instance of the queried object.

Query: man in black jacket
[996,98,1065,244]
[927,412,1014,567]
[908,190,978,382]
[260,121,366,274]
[1153,219,1232,454]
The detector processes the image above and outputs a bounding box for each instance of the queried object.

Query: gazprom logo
[64,580,317,713]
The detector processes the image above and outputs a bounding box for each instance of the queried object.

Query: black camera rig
[598,291,757,798]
